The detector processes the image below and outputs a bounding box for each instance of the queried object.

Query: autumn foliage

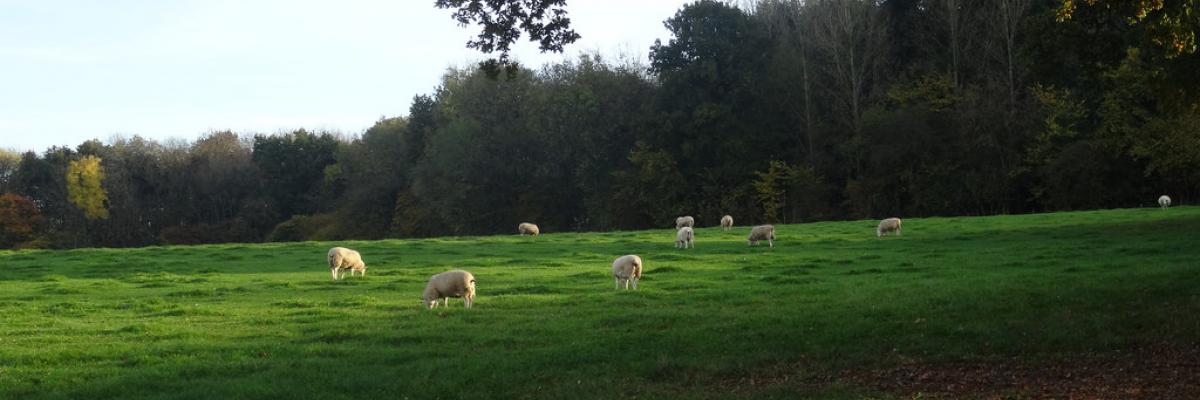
[0,193,42,248]
[66,155,109,220]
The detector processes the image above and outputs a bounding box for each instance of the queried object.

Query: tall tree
[809,0,887,137]
[66,155,109,220]
[757,0,821,166]
[435,0,581,74]
[252,130,339,220]
[988,0,1033,121]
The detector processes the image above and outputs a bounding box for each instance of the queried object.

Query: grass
[0,207,1197,399]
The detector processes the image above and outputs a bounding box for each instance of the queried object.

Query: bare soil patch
[843,343,1200,399]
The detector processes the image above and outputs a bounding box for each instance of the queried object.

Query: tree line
[1,0,1196,249]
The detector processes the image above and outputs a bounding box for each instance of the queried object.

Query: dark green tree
[435,0,581,75]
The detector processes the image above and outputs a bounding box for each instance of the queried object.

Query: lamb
[1159,195,1172,209]
[612,255,643,290]
[720,215,733,231]
[327,247,366,280]
[747,225,775,248]
[422,270,476,309]
[877,217,902,237]
[675,216,695,229]
[675,226,694,249]
[518,222,540,236]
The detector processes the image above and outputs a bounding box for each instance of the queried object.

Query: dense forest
[1,0,1197,249]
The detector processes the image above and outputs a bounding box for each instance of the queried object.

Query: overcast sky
[0,0,691,153]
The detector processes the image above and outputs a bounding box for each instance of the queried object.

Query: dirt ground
[842,343,1200,399]
[714,343,1200,399]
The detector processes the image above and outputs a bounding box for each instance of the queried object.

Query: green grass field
[2,207,1198,399]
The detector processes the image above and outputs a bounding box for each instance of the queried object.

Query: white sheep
[747,225,775,248]
[422,270,476,309]
[675,216,695,229]
[518,222,540,236]
[720,215,733,231]
[1159,195,1172,209]
[612,255,643,290]
[327,247,366,280]
[877,217,902,237]
[675,226,694,249]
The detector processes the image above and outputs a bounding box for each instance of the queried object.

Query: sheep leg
[768,239,773,248]
[331,269,337,281]
[632,278,638,290]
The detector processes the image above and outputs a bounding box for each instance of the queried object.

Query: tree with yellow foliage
[66,155,109,220]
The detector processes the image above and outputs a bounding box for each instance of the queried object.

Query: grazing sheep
[721,215,733,231]
[422,270,476,309]
[1159,195,1172,209]
[518,222,540,236]
[612,255,643,290]
[675,226,695,249]
[327,247,366,280]
[877,217,902,237]
[747,225,775,248]
[675,216,695,229]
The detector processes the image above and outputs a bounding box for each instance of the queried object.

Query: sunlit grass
[1,207,1197,399]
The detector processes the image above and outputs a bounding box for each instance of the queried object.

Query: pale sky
[0,0,691,153]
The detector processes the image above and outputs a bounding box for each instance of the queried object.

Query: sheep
[518,222,540,236]
[720,215,733,231]
[877,217,902,237]
[612,255,643,290]
[747,225,775,248]
[327,247,366,280]
[675,226,694,249]
[675,216,695,229]
[422,269,476,309]
[1159,195,1172,209]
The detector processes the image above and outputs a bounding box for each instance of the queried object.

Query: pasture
[1,207,1197,399]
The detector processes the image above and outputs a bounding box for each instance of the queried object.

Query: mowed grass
[1,207,1198,399]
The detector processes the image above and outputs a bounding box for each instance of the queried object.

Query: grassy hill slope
[1,207,1197,399]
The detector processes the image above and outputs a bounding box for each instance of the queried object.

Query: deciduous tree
[66,155,109,220]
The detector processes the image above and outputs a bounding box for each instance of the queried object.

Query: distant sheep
[877,217,902,237]
[422,270,476,309]
[518,222,540,236]
[327,247,366,280]
[675,216,695,229]
[675,226,694,249]
[747,225,775,248]
[720,215,733,231]
[1159,195,1172,209]
[612,255,643,290]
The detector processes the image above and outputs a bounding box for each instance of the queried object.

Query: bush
[265,213,341,242]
